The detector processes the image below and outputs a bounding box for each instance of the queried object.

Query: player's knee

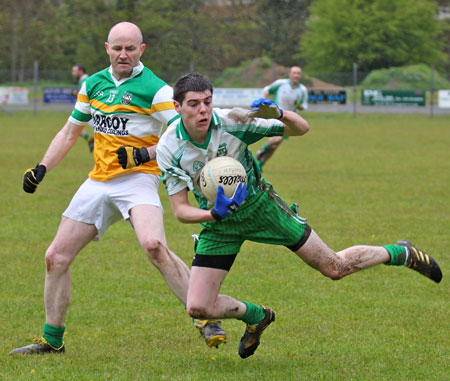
[143,238,166,263]
[45,247,71,273]
[186,304,210,320]
[319,265,344,280]
[325,270,344,280]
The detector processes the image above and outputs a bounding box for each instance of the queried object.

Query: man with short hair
[72,63,94,152]
[154,72,442,359]
[11,23,225,355]
[256,66,308,168]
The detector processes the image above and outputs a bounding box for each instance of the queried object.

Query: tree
[256,0,313,67]
[300,0,446,72]
[1,0,54,82]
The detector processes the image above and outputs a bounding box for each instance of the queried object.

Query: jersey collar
[289,79,302,89]
[108,62,144,87]
[176,110,221,149]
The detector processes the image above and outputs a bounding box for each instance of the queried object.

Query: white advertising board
[213,88,263,108]
[438,90,450,108]
[0,87,29,104]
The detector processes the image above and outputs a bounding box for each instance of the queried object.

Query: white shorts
[63,172,161,240]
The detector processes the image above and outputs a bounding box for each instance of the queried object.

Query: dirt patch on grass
[217,58,341,89]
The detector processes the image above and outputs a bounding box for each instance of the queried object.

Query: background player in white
[156,73,442,359]
[71,63,94,152]
[256,66,308,168]
[12,22,224,355]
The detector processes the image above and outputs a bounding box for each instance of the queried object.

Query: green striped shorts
[196,180,310,256]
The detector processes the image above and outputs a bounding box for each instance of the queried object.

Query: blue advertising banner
[309,89,347,104]
[43,87,77,103]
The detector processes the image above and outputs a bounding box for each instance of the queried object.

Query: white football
[199,157,248,202]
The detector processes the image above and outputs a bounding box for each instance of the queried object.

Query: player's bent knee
[186,305,210,320]
[319,266,344,280]
[143,238,166,262]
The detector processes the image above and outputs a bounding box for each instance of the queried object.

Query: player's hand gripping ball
[200,157,248,202]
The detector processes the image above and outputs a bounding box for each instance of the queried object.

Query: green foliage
[1,0,449,83]
[301,0,447,72]
[1,111,449,379]
[361,64,450,90]
[0,0,263,83]
[259,55,274,69]
[257,0,313,66]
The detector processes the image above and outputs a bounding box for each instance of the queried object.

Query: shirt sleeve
[156,139,193,196]
[68,82,90,125]
[151,85,179,125]
[219,108,285,145]
[263,79,285,96]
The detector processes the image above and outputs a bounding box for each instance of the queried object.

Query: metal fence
[1,65,449,116]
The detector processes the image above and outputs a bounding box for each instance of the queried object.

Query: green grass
[0,111,449,380]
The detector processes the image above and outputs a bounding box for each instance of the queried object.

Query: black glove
[116,146,150,169]
[23,164,47,193]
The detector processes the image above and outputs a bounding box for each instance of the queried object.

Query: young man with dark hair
[154,72,442,359]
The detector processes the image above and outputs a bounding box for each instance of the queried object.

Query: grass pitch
[0,111,449,380]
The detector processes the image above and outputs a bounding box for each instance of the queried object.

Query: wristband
[211,209,223,221]
[138,147,150,163]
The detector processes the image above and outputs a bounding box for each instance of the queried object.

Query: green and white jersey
[156,108,284,210]
[263,79,308,111]
[69,62,177,181]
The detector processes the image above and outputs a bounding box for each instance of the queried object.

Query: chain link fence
[1,66,449,116]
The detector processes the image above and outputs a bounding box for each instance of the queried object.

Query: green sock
[384,245,407,266]
[83,133,90,140]
[238,302,265,325]
[257,143,269,167]
[43,323,65,349]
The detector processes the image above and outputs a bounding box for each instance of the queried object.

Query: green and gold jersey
[69,62,178,181]
[156,108,284,210]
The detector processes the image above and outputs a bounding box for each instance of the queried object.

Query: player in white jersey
[256,66,308,168]
[11,22,224,355]
[72,63,94,152]
[155,73,442,359]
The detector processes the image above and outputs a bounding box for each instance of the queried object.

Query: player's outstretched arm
[23,121,84,193]
[41,120,85,171]
[281,110,310,136]
[248,98,309,136]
